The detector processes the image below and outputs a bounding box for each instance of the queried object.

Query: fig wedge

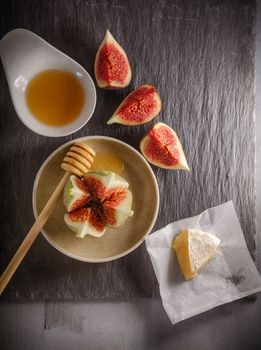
[94,30,131,89]
[107,84,161,126]
[140,122,190,171]
[63,175,90,213]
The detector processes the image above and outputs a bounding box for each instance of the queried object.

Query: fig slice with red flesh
[94,30,131,89]
[64,207,106,238]
[103,189,133,228]
[63,175,90,213]
[107,84,162,126]
[63,171,134,238]
[140,122,190,171]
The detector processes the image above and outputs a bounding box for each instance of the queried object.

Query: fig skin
[107,84,162,126]
[63,172,134,239]
[94,30,131,89]
[140,122,190,171]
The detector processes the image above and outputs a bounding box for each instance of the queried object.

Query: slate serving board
[0,0,256,299]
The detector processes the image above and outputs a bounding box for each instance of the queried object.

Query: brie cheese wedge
[173,229,220,280]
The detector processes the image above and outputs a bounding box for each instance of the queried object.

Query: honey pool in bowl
[91,153,124,174]
[26,69,85,126]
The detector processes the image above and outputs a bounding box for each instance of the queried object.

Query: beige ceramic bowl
[32,136,159,262]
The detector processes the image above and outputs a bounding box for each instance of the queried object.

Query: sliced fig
[103,189,134,228]
[107,85,162,126]
[63,175,90,213]
[83,171,129,198]
[140,122,190,171]
[65,208,106,238]
[94,30,131,89]
[63,172,134,238]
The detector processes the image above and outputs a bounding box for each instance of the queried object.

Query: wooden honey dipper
[0,142,95,295]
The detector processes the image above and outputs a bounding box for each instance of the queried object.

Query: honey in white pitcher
[26,69,85,126]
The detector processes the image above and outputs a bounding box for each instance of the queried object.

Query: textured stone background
[0,0,256,298]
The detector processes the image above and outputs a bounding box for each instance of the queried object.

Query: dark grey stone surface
[0,0,257,299]
[1,1,261,350]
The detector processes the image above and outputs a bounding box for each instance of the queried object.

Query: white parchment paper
[145,201,261,324]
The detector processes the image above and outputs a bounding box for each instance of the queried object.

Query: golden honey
[91,153,124,174]
[26,69,85,126]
